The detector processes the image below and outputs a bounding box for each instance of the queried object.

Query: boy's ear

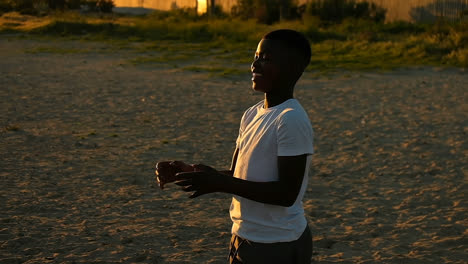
[289,49,307,72]
[292,55,307,77]
[283,61,304,84]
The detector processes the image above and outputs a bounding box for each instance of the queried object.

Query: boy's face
[251,39,285,93]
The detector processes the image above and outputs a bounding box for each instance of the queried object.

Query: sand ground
[0,36,467,264]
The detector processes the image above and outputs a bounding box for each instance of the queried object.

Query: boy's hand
[174,164,227,198]
[155,161,194,189]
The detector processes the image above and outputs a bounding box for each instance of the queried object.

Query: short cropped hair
[263,29,311,70]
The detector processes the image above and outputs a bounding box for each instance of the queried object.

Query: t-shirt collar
[260,98,295,112]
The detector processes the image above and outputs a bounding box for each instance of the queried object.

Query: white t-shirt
[230,98,314,243]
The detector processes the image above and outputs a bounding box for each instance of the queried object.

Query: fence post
[209,0,215,15]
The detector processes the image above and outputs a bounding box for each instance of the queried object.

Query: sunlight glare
[197,0,207,14]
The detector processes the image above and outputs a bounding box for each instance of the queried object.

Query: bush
[380,21,427,35]
[232,0,301,24]
[445,47,468,67]
[97,0,114,13]
[2,0,34,12]
[204,4,227,18]
[305,0,386,24]
[83,0,114,13]
[48,0,65,9]
[63,0,82,9]
[0,0,49,15]
[147,8,199,22]
[0,0,102,15]
[0,0,13,14]
[16,0,38,15]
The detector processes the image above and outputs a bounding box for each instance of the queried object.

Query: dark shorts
[228,225,313,264]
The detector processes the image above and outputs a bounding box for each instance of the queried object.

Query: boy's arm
[156,148,238,188]
[175,154,307,207]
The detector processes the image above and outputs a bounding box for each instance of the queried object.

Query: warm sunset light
[1,0,467,263]
[197,0,207,14]
[114,0,209,15]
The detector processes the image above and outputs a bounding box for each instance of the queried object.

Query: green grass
[309,39,437,71]
[183,65,249,77]
[126,38,254,75]
[26,46,87,54]
[1,11,467,73]
[130,53,193,64]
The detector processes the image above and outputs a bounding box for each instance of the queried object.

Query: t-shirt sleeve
[276,110,314,156]
[236,126,242,148]
[236,110,247,148]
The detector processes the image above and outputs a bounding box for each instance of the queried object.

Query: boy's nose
[251,59,261,71]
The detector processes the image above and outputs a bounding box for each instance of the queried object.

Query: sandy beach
[0,36,467,263]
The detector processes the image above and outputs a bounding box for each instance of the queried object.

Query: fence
[114,0,196,10]
[363,0,468,21]
[113,0,468,22]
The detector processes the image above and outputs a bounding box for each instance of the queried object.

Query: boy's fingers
[189,191,203,199]
[156,178,165,190]
[174,180,192,186]
[174,172,188,180]
[183,185,196,192]
[171,160,189,166]
[193,164,213,171]
[175,171,202,180]
[155,161,171,169]
[155,162,174,175]
[170,160,183,167]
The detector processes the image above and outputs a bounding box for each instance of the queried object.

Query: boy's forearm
[219,176,295,207]
[219,170,234,177]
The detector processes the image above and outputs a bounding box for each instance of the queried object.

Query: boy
[156,29,314,263]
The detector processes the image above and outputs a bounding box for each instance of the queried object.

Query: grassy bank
[1,11,467,73]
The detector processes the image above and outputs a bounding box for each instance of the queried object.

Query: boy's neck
[264,92,293,109]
